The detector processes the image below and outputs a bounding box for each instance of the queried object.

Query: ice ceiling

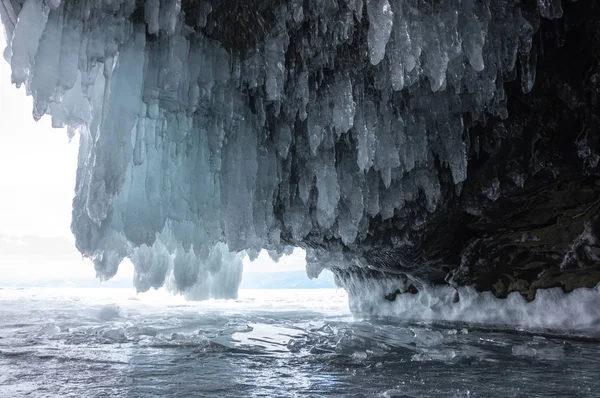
[0,0,570,298]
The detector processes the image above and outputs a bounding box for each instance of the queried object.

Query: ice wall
[339,271,600,330]
[0,0,558,297]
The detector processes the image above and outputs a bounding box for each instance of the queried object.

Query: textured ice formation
[339,273,600,331]
[0,0,552,297]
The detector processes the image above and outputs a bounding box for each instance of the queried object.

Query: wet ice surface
[0,288,599,397]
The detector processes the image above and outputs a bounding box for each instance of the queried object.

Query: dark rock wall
[343,0,600,300]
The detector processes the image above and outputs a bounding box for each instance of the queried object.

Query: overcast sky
[0,28,100,282]
[0,31,77,239]
[0,30,306,285]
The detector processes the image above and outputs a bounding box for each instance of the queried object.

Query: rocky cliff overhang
[1,0,599,303]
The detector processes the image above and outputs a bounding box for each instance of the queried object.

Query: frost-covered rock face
[1,0,599,303]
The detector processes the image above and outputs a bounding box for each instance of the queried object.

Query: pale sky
[0,33,77,239]
[0,28,100,282]
[0,29,306,284]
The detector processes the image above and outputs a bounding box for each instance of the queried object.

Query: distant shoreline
[0,270,337,290]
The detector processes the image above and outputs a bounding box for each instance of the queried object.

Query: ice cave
[1,0,599,312]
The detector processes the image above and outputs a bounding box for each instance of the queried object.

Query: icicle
[10,0,49,87]
[133,103,147,165]
[366,0,394,65]
[537,0,563,20]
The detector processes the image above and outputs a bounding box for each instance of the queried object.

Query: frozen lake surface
[0,287,599,397]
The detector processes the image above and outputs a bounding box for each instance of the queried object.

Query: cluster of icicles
[0,0,561,297]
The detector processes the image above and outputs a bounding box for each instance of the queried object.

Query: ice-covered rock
[1,0,599,304]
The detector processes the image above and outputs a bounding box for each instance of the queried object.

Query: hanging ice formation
[3,0,596,302]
